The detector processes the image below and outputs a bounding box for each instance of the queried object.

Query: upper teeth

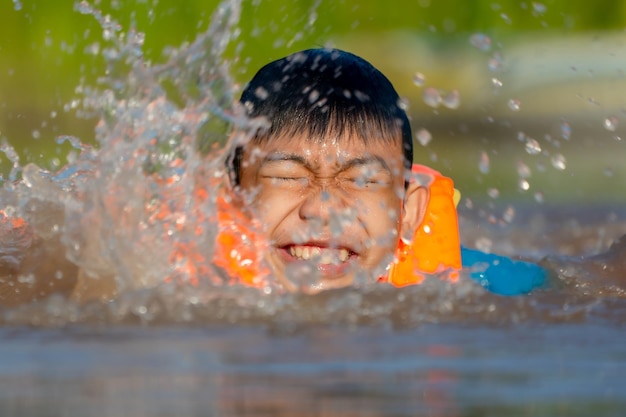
[289,246,350,263]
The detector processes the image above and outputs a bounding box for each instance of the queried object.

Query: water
[1,1,626,415]
[0,323,624,417]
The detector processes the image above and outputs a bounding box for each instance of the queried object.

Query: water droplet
[308,89,319,103]
[254,86,269,100]
[415,128,432,146]
[517,161,531,178]
[560,121,571,140]
[525,137,542,155]
[603,115,619,131]
[354,90,370,102]
[32,130,41,140]
[491,77,503,88]
[604,167,614,177]
[413,72,425,87]
[532,2,547,14]
[503,206,515,223]
[397,97,410,111]
[613,135,622,142]
[470,33,492,52]
[478,151,490,174]
[475,237,492,253]
[0,140,21,181]
[488,52,504,72]
[487,188,499,198]
[442,90,461,109]
[534,192,544,203]
[508,99,521,111]
[134,305,148,316]
[551,154,566,170]
[18,273,35,285]
[422,87,441,108]
[12,0,22,11]
[86,42,101,55]
[500,13,512,24]
[133,31,145,47]
[518,179,530,191]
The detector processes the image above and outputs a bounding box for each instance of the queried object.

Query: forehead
[246,131,404,164]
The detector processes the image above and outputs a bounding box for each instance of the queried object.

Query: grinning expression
[238,132,426,293]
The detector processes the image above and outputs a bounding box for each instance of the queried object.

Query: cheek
[250,187,299,231]
[358,193,402,238]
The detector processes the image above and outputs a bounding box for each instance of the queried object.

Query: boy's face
[237,132,426,292]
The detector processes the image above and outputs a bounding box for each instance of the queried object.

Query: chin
[269,260,358,293]
[299,274,355,294]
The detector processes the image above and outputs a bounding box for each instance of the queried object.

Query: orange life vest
[214,164,462,287]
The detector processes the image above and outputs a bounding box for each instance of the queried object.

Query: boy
[228,48,455,293]
[227,47,548,294]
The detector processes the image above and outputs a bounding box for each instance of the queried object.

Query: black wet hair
[230,48,413,185]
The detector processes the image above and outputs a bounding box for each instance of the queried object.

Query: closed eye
[338,161,392,189]
[261,175,309,186]
[258,158,310,186]
[341,176,390,188]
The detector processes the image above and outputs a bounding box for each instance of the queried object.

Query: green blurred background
[1,0,625,203]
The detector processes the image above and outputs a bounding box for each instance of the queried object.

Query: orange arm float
[385,164,462,286]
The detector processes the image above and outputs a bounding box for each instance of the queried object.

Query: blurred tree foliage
[0,0,624,173]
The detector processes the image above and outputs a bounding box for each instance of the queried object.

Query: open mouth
[288,245,351,264]
[278,244,358,274]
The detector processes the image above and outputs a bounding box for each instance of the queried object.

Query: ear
[400,182,429,243]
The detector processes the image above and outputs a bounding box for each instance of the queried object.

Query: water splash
[508,98,521,111]
[487,188,499,199]
[487,52,504,72]
[0,0,276,304]
[412,72,425,87]
[415,128,433,146]
[0,140,21,182]
[422,87,441,108]
[478,151,490,174]
[560,121,571,140]
[491,77,503,88]
[532,2,547,15]
[470,33,491,52]
[524,137,542,155]
[603,115,619,132]
[442,90,461,109]
[0,0,624,327]
[422,87,459,109]
[551,154,567,171]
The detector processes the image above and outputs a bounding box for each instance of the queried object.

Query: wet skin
[238,133,427,293]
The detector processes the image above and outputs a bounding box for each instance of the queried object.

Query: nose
[298,184,348,224]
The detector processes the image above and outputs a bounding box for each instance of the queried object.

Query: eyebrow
[262,152,309,166]
[260,152,393,175]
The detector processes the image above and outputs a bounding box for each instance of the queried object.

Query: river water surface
[1,1,625,415]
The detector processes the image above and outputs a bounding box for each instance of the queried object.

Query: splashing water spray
[1,0,276,305]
